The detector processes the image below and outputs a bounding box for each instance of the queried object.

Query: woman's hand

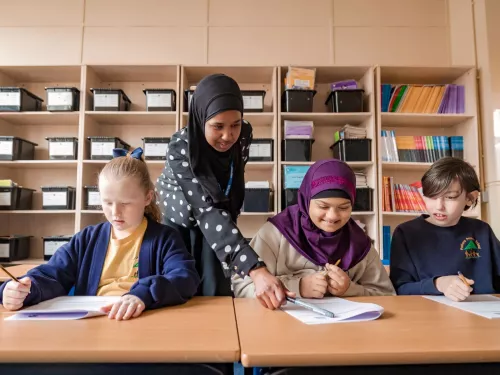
[325,263,351,296]
[249,267,295,310]
[101,295,146,321]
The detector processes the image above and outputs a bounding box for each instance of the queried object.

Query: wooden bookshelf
[376,66,482,261]
[277,66,379,251]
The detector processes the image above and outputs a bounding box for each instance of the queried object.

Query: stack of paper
[355,172,368,188]
[424,295,500,319]
[284,120,314,139]
[281,297,384,325]
[5,296,121,321]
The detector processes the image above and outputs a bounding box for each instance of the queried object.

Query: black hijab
[187,74,249,219]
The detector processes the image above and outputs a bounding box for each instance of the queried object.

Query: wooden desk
[0,297,239,364]
[235,296,500,368]
[0,264,35,282]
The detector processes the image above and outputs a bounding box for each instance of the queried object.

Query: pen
[0,264,20,283]
[457,271,470,286]
[286,296,335,318]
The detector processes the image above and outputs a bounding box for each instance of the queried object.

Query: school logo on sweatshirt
[460,237,481,259]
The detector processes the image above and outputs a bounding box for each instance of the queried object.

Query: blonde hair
[99,148,161,223]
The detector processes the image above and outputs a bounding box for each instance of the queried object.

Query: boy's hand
[1,277,31,311]
[299,272,328,299]
[325,263,351,296]
[101,295,145,320]
[435,275,474,302]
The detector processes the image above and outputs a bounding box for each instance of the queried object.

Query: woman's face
[204,110,242,152]
[308,197,352,233]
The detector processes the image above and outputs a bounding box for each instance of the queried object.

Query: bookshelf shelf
[281,112,371,127]
[382,162,433,171]
[85,111,176,126]
[0,160,78,169]
[381,113,474,128]
[2,258,47,266]
[0,112,80,126]
[0,210,76,214]
[240,212,276,216]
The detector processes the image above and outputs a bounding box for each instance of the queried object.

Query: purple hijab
[269,159,371,269]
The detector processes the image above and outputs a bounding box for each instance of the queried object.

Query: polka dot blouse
[155,126,265,279]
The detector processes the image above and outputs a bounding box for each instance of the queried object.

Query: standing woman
[156,74,292,308]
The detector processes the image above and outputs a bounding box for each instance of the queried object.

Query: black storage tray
[353,187,373,212]
[241,90,266,113]
[46,137,78,160]
[331,139,372,162]
[41,186,76,210]
[0,136,37,161]
[243,188,272,213]
[45,87,80,112]
[282,139,314,162]
[43,235,73,261]
[0,87,43,112]
[142,137,171,160]
[0,186,35,210]
[143,89,176,112]
[249,138,274,162]
[325,89,364,113]
[90,88,131,111]
[184,89,194,111]
[87,136,130,160]
[0,235,31,262]
[282,188,299,210]
[84,186,101,210]
[281,89,316,112]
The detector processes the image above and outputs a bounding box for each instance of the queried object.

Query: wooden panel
[209,0,331,26]
[448,0,475,66]
[0,27,82,65]
[0,0,84,26]
[333,0,447,27]
[334,27,449,66]
[83,27,206,64]
[209,27,331,65]
[85,0,208,26]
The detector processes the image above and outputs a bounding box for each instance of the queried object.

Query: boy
[390,157,500,301]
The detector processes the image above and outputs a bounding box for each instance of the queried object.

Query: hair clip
[112,147,144,160]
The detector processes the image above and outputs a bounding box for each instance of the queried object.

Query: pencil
[321,259,342,276]
[0,264,19,283]
[457,271,470,286]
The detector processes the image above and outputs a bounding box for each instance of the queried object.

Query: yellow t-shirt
[97,217,148,296]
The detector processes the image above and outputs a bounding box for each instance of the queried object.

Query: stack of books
[382,177,426,213]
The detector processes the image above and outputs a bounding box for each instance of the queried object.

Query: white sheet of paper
[281,297,384,325]
[5,296,121,321]
[424,295,500,319]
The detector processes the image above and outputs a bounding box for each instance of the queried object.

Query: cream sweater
[232,222,395,298]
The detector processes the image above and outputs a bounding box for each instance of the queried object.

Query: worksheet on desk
[281,297,384,325]
[424,295,500,319]
[4,296,121,321]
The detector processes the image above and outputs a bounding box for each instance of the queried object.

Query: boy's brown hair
[99,148,161,222]
[421,157,480,210]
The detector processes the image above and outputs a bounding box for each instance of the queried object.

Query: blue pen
[286,296,335,318]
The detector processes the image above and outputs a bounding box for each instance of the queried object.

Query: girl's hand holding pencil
[325,259,351,296]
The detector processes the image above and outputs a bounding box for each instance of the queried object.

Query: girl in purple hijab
[232,159,395,299]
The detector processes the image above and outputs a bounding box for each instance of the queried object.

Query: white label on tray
[0,243,9,258]
[48,91,73,106]
[293,79,311,88]
[0,192,11,206]
[50,141,74,156]
[0,92,21,106]
[148,93,171,108]
[0,140,13,156]
[43,191,67,207]
[243,96,263,110]
[94,93,119,108]
[145,143,168,157]
[88,191,101,206]
[249,143,271,158]
[44,241,69,256]
[91,141,114,157]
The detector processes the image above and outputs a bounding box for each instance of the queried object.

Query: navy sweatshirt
[390,215,500,295]
[0,218,200,309]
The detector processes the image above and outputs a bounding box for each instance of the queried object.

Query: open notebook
[5,296,121,321]
[281,297,384,325]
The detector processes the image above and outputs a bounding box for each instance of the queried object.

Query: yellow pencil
[321,259,342,276]
[0,264,19,283]
[458,271,470,286]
